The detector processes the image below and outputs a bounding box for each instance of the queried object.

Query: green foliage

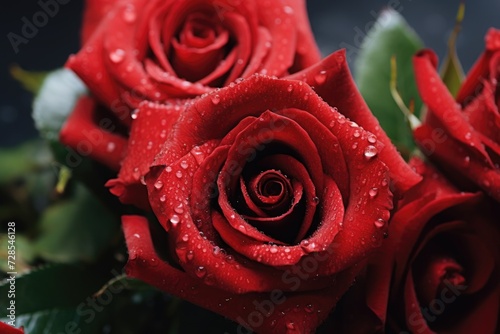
[355,8,424,157]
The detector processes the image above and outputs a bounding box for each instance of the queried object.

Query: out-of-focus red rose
[118,67,422,332]
[60,0,322,174]
[413,28,500,201]
[356,158,500,334]
[0,322,24,334]
[66,0,321,117]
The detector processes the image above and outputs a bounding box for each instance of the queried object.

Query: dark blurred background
[0,0,498,148]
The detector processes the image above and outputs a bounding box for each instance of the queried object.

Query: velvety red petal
[462,53,500,146]
[81,0,120,44]
[414,124,500,201]
[106,101,181,208]
[59,96,127,171]
[147,145,312,293]
[287,50,421,195]
[413,49,489,156]
[123,214,358,334]
[0,322,24,334]
[456,28,500,104]
[144,59,211,97]
[171,29,229,82]
[253,0,297,77]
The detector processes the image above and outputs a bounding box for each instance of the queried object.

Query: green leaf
[0,141,52,185]
[12,308,107,334]
[0,264,113,316]
[10,66,49,95]
[0,234,35,273]
[439,1,465,97]
[0,263,122,333]
[33,183,119,263]
[355,8,424,157]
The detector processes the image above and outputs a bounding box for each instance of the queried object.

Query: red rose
[362,159,499,333]
[106,50,421,208]
[59,96,128,171]
[66,0,321,117]
[119,66,420,332]
[0,322,24,334]
[413,28,500,201]
[60,0,321,173]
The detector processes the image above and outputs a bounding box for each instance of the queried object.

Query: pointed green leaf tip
[440,1,465,97]
[33,183,119,263]
[10,65,49,94]
[354,8,424,158]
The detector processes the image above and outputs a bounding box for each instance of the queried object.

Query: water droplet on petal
[132,167,141,180]
[106,142,116,152]
[174,204,184,214]
[287,84,294,92]
[270,246,278,254]
[314,70,327,85]
[186,250,194,261]
[312,196,320,204]
[374,218,386,228]
[176,171,183,178]
[123,4,136,23]
[364,145,378,160]
[109,48,125,63]
[367,134,377,144]
[165,166,172,173]
[195,266,207,278]
[180,161,189,169]
[160,195,166,202]
[154,180,163,190]
[304,304,314,313]
[211,94,220,105]
[286,322,296,330]
[368,187,378,198]
[182,234,189,242]
[131,109,139,120]
[465,132,472,140]
[170,214,180,226]
[464,156,470,167]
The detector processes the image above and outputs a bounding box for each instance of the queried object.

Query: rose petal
[456,28,500,104]
[148,145,322,293]
[59,96,127,171]
[213,176,344,268]
[413,50,489,157]
[0,322,24,334]
[287,49,421,195]
[81,0,119,43]
[123,215,358,334]
[106,101,181,208]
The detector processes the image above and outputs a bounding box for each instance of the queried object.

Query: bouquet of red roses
[1,1,498,333]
